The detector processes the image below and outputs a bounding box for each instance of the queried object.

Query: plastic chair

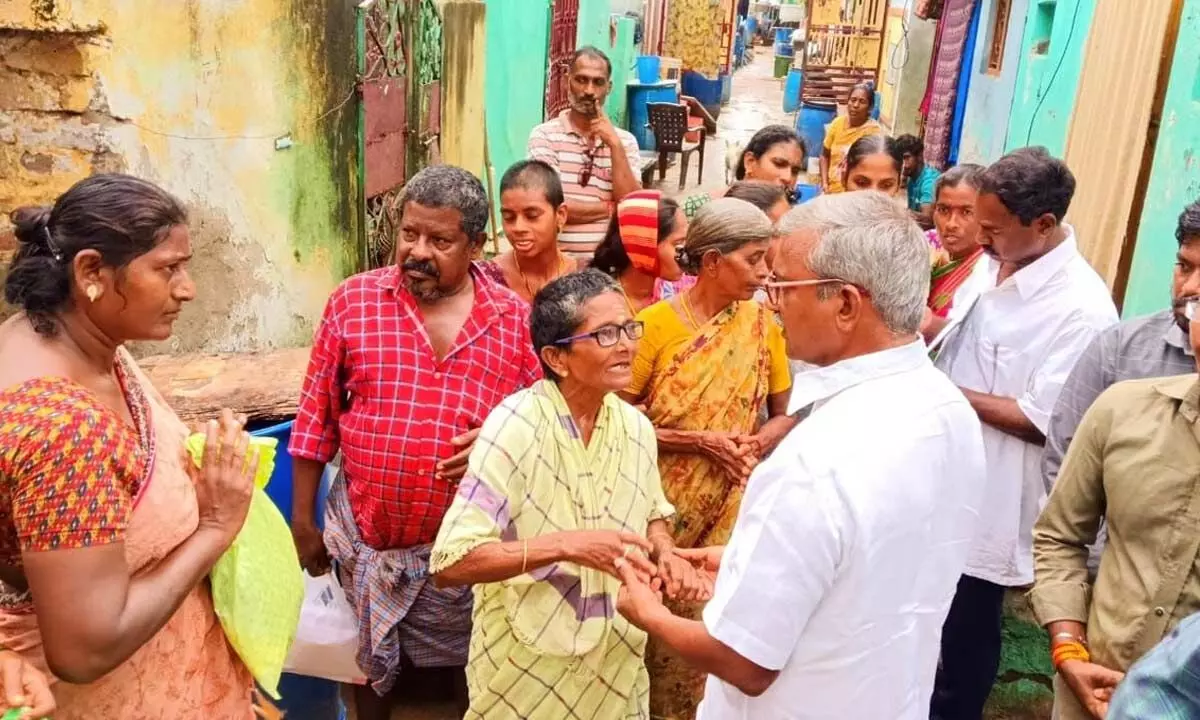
[647,102,706,190]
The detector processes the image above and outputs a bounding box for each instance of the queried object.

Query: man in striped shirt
[528,46,642,262]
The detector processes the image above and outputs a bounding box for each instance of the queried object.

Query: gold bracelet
[521,539,529,575]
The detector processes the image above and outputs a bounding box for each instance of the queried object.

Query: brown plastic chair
[647,102,706,190]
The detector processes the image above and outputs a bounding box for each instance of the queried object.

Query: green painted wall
[1123,0,1200,318]
[484,0,550,185]
[576,2,636,128]
[577,0,613,53]
[607,16,636,127]
[1004,0,1097,155]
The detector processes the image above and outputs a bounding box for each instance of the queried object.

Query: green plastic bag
[186,434,303,700]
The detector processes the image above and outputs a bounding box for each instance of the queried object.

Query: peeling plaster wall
[0,0,360,355]
[1123,0,1200,319]
[957,0,1029,165]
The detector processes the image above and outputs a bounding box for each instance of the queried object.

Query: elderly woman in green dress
[431,270,708,719]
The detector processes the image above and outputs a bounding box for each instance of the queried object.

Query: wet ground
[651,46,795,198]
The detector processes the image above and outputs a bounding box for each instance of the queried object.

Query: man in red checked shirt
[288,165,543,719]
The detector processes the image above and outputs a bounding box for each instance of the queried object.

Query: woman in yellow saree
[431,270,709,720]
[623,198,797,719]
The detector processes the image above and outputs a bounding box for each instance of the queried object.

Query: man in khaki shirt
[1030,299,1200,720]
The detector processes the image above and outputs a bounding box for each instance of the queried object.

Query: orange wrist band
[1051,640,1090,669]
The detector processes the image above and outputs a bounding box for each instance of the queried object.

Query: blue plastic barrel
[635,55,661,84]
[745,16,758,36]
[249,420,344,720]
[783,68,803,113]
[795,100,836,162]
[794,183,821,204]
[626,81,679,150]
[774,27,795,57]
[249,420,331,528]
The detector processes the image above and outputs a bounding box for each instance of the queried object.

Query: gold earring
[86,285,100,302]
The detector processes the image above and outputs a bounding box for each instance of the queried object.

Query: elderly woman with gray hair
[620,197,796,720]
[431,269,709,720]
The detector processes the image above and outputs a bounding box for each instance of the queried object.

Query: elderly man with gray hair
[289,165,543,718]
[616,191,988,719]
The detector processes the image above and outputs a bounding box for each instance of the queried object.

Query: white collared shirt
[697,340,987,720]
[934,227,1118,586]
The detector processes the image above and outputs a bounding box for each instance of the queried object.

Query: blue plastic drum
[783,68,803,113]
[774,27,795,57]
[249,420,345,720]
[795,101,836,163]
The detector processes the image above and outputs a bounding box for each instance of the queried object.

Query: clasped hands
[616,545,724,631]
[703,432,763,488]
[561,531,715,605]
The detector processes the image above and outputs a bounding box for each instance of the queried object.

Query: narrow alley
[3,1,1199,719]
[652,49,793,197]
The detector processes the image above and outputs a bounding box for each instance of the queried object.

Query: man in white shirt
[929,147,1119,720]
[615,191,988,718]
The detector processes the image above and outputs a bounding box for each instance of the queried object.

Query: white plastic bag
[283,571,367,685]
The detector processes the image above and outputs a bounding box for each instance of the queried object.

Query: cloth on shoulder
[430,379,673,719]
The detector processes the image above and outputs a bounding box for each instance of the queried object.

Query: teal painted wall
[1004,0,1097,155]
[1123,0,1200,318]
[577,0,614,52]
[607,16,636,127]
[958,0,1030,164]
[484,0,550,185]
[576,1,637,127]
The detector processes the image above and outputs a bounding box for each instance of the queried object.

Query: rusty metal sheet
[364,77,408,198]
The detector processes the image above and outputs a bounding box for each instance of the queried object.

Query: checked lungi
[323,471,473,695]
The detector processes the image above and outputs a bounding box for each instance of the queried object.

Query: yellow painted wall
[0,0,361,354]
[876,6,906,129]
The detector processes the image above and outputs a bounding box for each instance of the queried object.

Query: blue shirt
[1109,612,1200,719]
[907,164,939,212]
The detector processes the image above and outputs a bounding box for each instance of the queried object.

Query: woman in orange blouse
[0,174,259,719]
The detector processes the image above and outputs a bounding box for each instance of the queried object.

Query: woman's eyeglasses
[555,320,645,348]
[763,276,850,305]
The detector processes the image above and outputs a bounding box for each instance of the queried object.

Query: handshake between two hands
[573,530,723,631]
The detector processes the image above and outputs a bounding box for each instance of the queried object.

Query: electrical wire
[884,0,913,88]
[117,84,359,142]
[1023,0,1083,145]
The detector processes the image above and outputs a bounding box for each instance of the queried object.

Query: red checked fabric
[289,263,542,550]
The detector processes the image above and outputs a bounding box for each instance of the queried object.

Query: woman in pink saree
[0,174,259,719]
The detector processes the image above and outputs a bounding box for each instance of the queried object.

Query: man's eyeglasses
[555,320,645,348]
[763,276,850,305]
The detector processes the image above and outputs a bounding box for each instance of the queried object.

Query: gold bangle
[521,539,529,575]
